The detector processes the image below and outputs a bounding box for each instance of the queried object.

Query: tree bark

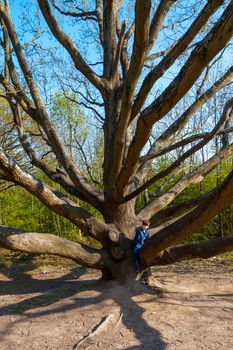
[153,236,233,265]
[0,225,104,269]
[141,167,233,267]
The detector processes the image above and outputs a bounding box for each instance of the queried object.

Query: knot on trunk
[108,227,120,243]
[110,245,124,260]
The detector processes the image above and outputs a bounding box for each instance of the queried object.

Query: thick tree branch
[0,21,33,111]
[108,0,151,185]
[157,66,233,144]
[134,67,233,183]
[96,0,104,45]
[1,18,10,81]
[122,99,233,203]
[147,0,175,54]
[0,225,105,269]
[141,166,233,267]
[152,236,233,266]
[130,0,224,121]
[149,209,194,236]
[149,189,214,227]
[0,147,109,245]
[0,147,88,228]
[134,125,233,191]
[138,142,233,219]
[140,5,233,124]
[102,0,118,80]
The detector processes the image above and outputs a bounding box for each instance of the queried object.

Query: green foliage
[0,183,92,245]
[50,90,87,148]
[180,159,233,241]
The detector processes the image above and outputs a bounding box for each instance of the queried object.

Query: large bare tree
[0,0,233,282]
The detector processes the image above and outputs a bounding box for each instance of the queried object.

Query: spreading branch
[0,225,105,269]
[138,142,233,219]
[152,236,233,266]
[149,189,215,227]
[51,1,97,20]
[141,166,233,267]
[0,147,109,244]
[147,0,175,54]
[130,0,224,121]
[123,99,233,203]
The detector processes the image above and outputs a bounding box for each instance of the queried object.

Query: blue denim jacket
[132,226,150,247]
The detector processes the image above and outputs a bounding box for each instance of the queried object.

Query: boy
[132,219,150,272]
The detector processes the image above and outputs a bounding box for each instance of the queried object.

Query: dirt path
[0,258,232,350]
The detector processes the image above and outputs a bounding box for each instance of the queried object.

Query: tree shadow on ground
[0,256,167,349]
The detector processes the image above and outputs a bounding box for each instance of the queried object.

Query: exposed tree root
[73,313,115,349]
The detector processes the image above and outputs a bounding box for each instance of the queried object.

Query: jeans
[132,243,142,272]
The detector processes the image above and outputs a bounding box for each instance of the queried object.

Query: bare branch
[108,0,151,185]
[111,20,126,82]
[118,21,135,77]
[0,147,90,227]
[0,6,105,209]
[0,21,33,110]
[152,236,233,266]
[130,0,224,121]
[147,0,175,54]
[0,225,105,269]
[51,1,97,20]
[150,190,214,227]
[37,0,106,92]
[135,67,233,183]
[0,147,109,246]
[141,128,233,163]
[158,66,233,144]
[138,142,233,220]
[63,90,104,121]
[10,103,98,201]
[145,45,176,65]
[141,166,233,267]
[123,99,233,203]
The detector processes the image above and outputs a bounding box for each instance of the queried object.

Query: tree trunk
[103,200,140,236]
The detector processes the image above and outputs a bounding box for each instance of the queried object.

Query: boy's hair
[142,219,150,226]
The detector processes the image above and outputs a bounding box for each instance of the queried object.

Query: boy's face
[142,224,149,229]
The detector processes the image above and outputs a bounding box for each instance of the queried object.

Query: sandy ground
[0,258,232,350]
